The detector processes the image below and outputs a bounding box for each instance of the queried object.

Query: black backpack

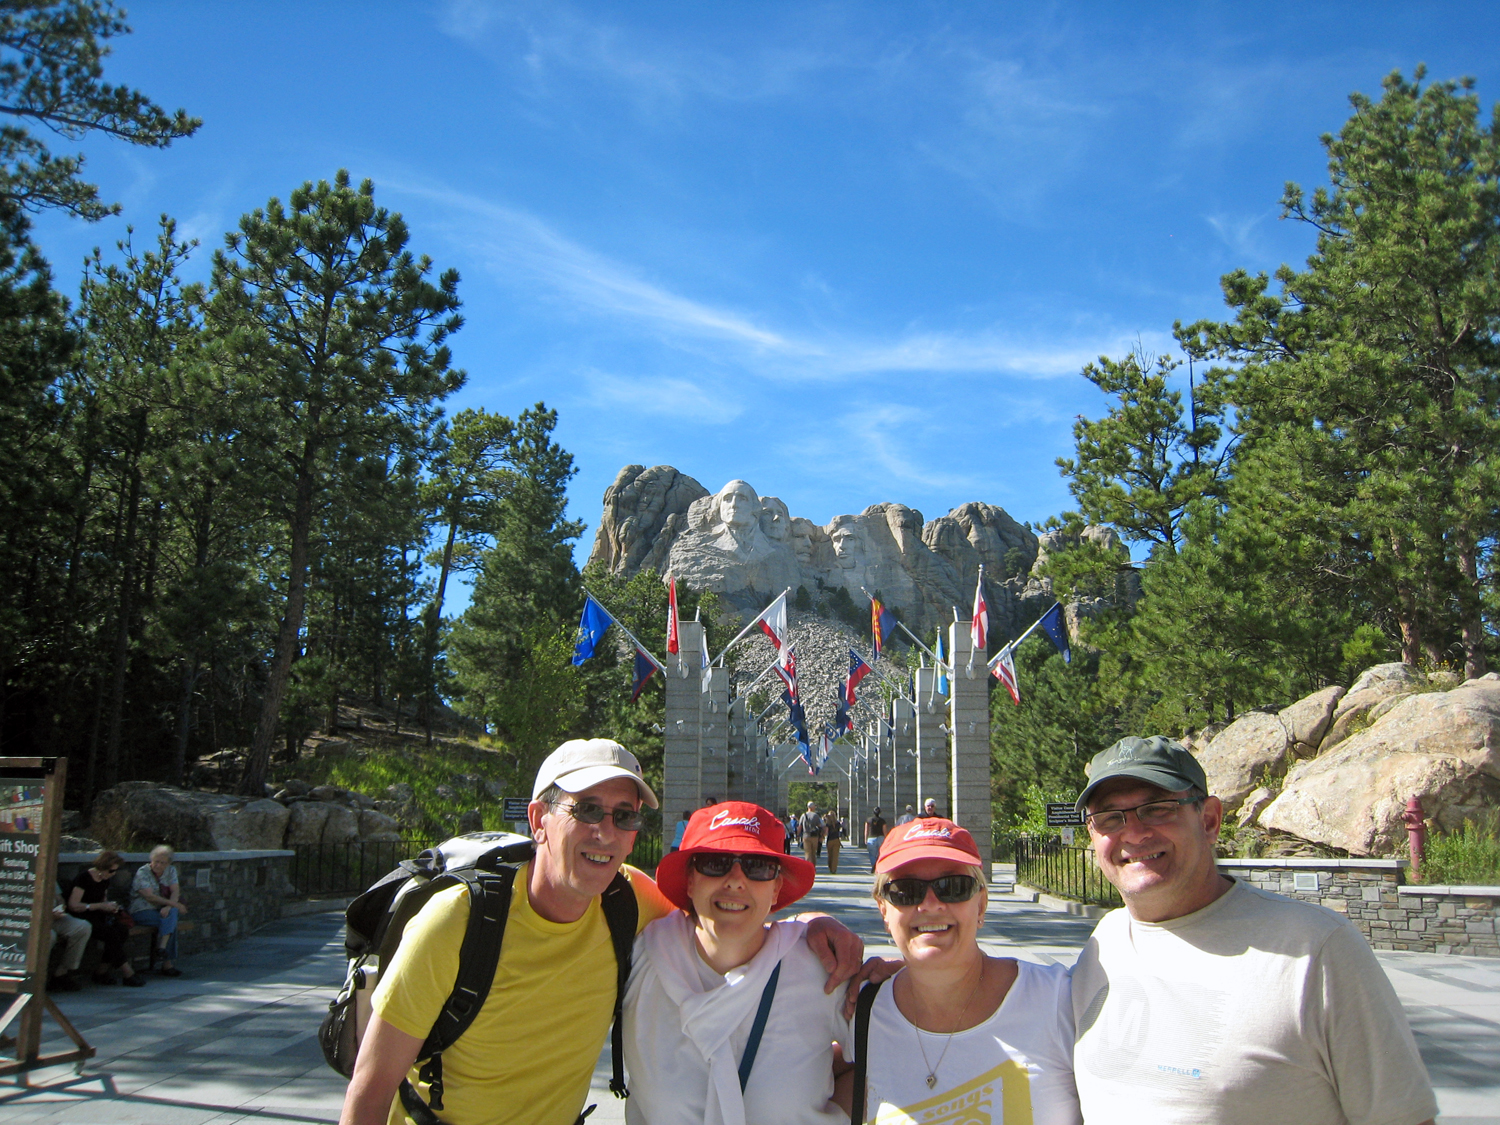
[318,831,638,1125]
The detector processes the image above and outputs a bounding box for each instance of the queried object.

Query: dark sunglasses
[553,799,645,832]
[690,853,782,882]
[880,874,980,907]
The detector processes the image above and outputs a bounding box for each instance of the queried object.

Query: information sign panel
[1045,802,1085,827]
[0,779,44,975]
[501,798,530,821]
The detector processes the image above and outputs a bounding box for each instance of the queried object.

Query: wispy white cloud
[580,368,746,426]
[391,178,1139,388]
[1204,209,1277,258]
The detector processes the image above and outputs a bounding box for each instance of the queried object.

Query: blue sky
[29,2,1500,591]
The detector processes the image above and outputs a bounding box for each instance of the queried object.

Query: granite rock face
[1258,676,1500,855]
[587,466,1117,636]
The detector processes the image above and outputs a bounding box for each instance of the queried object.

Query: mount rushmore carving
[586,464,1131,638]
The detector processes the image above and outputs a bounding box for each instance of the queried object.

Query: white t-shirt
[1071,879,1438,1125]
[624,913,850,1125]
[859,960,1080,1125]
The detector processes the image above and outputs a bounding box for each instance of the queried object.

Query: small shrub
[1419,817,1500,886]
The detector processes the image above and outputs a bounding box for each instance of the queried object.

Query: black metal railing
[289,836,437,897]
[1014,835,1122,908]
[628,832,663,873]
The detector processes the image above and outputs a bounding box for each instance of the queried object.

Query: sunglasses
[879,874,980,907]
[690,853,782,882]
[553,799,645,832]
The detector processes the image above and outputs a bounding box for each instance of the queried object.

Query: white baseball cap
[532,738,659,809]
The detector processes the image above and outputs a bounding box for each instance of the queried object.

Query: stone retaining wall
[1218,858,1498,957]
[57,849,294,956]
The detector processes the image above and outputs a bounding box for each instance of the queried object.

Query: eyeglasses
[879,874,979,907]
[690,853,782,882]
[552,799,645,832]
[1084,796,1200,834]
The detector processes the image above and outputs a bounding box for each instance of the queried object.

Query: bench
[68,921,196,976]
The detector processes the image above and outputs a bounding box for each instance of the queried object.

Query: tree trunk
[103,411,148,789]
[171,476,216,786]
[242,443,318,796]
[421,515,460,745]
[1453,525,1489,679]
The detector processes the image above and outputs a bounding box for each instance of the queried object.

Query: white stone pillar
[914,667,947,817]
[700,665,729,804]
[947,622,992,878]
[663,622,704,821]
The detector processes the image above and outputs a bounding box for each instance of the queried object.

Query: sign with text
[501,798,530,821]
[0,780,45,973]
[1045,802,1085,827]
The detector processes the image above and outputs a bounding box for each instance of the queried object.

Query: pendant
[926,1074,937,1088]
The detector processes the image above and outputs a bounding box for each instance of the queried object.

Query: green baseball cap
[1075,736,1208,815]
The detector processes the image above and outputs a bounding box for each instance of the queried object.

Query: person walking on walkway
[895,805,915,826]
[862,807,888,869]
[1071,736,1436,1125]
[850,819,1079,1122]
[823,808,843,874]
[799,802,824,867]
[623,802,849,1125]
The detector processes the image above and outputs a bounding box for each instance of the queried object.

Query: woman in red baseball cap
[847,818,1080,1123]
[622,801,851,1125]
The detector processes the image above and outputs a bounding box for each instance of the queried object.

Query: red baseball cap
[875,817,981,873]
[655,801,816,912]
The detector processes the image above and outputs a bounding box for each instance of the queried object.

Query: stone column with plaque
[663,622,705,823]
[947,624,993,878]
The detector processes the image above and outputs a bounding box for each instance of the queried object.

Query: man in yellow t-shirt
[339,738,864,1125]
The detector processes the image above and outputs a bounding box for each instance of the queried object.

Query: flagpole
[712,588,791,666]
[966,564,984,675]
[892,618,951,673]
[579,587,667,673]
[986,600,1064,671]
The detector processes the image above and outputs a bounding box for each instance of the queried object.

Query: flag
[755,590,788,654]
[971,571,988,656]
[991,645,1020,705]
[845,649,872,706]
[934,633,949,697]
[629,647,657,702]
[833,684,852,738]
[1039,602,1072,664]
[572,596,613,665]
[774,644,799,702]
[701,634,712,693]
[871,596,896,659]
[666,576,680,656]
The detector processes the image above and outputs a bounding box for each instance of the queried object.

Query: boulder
[208,798,291,851]
[348,791,377,811]
[358,809,402,841]
[386,783,415,803]
[1348,662,1425,696]
[1320,679,1423,753]
[1259,678,1500,855]
[1236,786,1276,829]
[1196,711,1291,814]
[457,809,484,834]
[284,801,331,846]
[1278,685,1344,757]
[309,785,347,803]
[90,783,246,851]
[279,778,312,797]
[60,834,104,853]
[321,803,360,846]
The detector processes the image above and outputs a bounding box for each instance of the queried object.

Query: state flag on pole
[871,597,896,659]
[774,644,799,702]
[755,591,788,655]
[833,684,852,739]
[991,645,1020,705]
[572,596,613,666]
[934,633,950,697]
[845,649,872,706]
[1039,601,1071,664]
[666,576,680,656]
[701,632,712,693]
[971,572,988,655]
[630,647,658,703]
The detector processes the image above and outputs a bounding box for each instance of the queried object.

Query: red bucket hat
[875,817,981,873]
[655,801,816,912]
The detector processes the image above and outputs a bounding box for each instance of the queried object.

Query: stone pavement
[0,857,1494,1124]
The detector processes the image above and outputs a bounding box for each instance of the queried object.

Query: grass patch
[1419,817,1500,886]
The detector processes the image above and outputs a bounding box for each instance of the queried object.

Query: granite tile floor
[0,861,1494,1124]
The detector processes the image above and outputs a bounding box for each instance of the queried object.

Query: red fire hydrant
[1402,796,1426,878]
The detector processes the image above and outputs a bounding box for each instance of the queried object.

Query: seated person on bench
[131,845,188,977]
[68,850,143,987]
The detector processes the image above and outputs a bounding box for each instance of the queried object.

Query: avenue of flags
[572,573,1073,771]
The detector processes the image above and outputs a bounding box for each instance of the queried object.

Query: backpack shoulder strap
[599,869,638,1099]
[421,867,515,1060]
[850,978,882,1125]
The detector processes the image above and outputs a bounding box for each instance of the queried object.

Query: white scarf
[634,912,804,1125]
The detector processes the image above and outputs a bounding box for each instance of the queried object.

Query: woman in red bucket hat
[846,818,1080,1124]
[622,801,851,1125]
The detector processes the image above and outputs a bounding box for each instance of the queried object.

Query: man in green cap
[1069,735,1436,1125]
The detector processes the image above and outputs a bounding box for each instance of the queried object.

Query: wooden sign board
[0,758,94,1076]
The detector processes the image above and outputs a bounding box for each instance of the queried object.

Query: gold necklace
[912,957,986,1089]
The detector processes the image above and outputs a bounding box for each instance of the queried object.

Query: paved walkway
[0,858,1494,1123]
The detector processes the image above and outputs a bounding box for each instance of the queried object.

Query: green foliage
[787,781,839,816]
[0,1,199,218]
[794,584,813,612]
[990,643,1123,826]
[1419,817,1500,886]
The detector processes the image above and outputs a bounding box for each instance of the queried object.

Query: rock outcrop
[1258,675,1500,855]
[587,466,1130,636]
